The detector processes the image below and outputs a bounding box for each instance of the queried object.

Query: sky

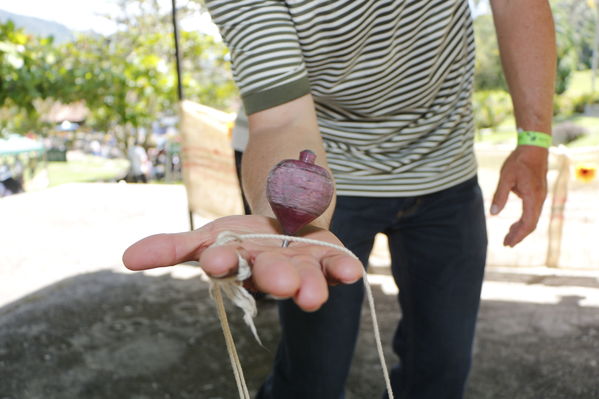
[0,0,120,35]
[0,0,220,37]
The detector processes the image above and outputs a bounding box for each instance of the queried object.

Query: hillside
[0,9,74,43]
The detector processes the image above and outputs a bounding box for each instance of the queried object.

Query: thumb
[491,175,513,215]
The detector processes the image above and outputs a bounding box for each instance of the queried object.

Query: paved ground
[1,183,598,398]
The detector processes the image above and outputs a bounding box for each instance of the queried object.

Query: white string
[211,283,251,399]
[207,231,394,399]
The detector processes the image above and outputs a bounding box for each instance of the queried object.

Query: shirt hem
[335,168,478,198]
[243,76,311,115]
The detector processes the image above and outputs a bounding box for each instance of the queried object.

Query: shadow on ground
[0,270,598,399]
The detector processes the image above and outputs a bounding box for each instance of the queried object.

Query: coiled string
[208,231,394,399]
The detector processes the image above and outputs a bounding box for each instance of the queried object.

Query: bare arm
[242,94,336,230]
[124,98,358,311]
[123,2,362,312]
[491,0,556,133]
[490,0,556,246]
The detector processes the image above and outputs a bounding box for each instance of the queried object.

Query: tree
[179,30,237,109]
[473,14,507,91]
[0,21,67,135]
[1,1,238,150]
[58,4,237,152]
[472,0,597,95]
[54,32,174,151]
[552,0,595,70]
[106,0,237,110]
[551,0,595,94]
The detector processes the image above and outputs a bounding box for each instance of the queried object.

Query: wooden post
[171,0,193,229]
[171,0,184,102]
[546,148,570,268]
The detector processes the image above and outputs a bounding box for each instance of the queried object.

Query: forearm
[491,0,556,134]
[242,94,335,230]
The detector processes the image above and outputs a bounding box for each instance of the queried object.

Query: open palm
[122,215,363,311]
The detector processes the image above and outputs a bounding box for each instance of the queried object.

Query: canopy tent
[0,134,44,156]
[0,134,45,194]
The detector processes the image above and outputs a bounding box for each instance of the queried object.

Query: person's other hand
[490,146,548,247]
[122,215,363,311]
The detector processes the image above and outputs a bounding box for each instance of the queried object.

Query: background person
[127,141,150,183]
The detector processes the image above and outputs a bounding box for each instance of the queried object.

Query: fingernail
[490,204,499,215]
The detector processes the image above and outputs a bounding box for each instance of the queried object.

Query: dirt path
[1,183,598,398]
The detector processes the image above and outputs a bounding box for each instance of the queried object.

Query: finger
[321,252,363,284]
[491,176,513,215]
[503,220,521,247]
[198,245,243,278]
[504,193,542,247]
[291,255,329,311]
[504,220,537,247]
[252,252,301,299]
[123,231,209,270]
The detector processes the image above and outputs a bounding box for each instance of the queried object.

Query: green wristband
[517,129,552,148]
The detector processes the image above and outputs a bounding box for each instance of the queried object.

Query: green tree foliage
[180,30,237,109]
[552,0,595,70]
[473,14,507,91]
[0,21,66,134]
[473,90,512,129]
[473,0,596,95]
[107,0,236,109]
[56,33,174,150]
[0,0,237,147]
[551,0,596,94]
[70,0,237,150]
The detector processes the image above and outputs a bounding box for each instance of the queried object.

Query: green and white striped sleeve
[205,0,311,114]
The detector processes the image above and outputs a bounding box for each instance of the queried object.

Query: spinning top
[266,150,334,247]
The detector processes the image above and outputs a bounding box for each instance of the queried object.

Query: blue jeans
[256,177,487,399]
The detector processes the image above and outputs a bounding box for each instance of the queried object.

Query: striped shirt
[206,0,477,197]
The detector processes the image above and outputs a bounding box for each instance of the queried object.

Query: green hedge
[473,90,512,130]
[554,92,599,117]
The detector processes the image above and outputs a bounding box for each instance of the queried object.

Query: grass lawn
[565,70,595,97]
[476,115,599,147]
[476,70,599,147]
[47,153,129,187]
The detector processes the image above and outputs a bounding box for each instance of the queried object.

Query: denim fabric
[256,176,487,399]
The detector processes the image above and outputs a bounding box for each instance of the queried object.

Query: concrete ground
[1,182,598,399]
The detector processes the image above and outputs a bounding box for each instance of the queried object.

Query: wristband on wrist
[517,129,552,148]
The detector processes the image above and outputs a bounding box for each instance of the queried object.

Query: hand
[490,146,548,247]
[122,215,363,311]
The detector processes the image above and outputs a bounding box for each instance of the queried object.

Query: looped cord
[207,231,394,399]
